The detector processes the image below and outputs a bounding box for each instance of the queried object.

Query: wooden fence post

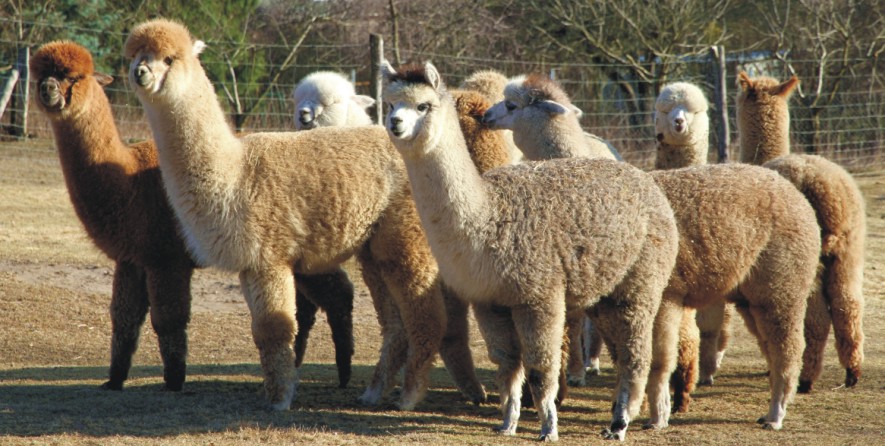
[369,33,384,125]
[0,68,19,122]
[709,45,729,163]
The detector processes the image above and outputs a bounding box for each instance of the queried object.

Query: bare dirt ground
[1,139,883,445]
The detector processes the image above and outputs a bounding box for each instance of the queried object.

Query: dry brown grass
[1,139,883,445]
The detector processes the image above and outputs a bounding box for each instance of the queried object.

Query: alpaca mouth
[674,123,685,133]
[299,117,316,129]
[390,127,405,138]
[133,64,155,90]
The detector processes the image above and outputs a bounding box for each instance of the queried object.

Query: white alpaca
[483,74,621,161]
[383,60,679,442]
[654,82,710,169]
[292,71,375,130]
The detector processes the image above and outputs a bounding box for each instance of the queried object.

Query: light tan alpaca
[483,73,621,161]
[123,18,486,411]
[653,81,737,412]
[458,70,523,164]
[383,61,679,442]
[737,72,866,391]
[482,75,822,431]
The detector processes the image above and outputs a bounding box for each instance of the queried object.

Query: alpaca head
[30,41,113,117]
[459,69,508,104]
[654,82,709,146]
[453,89,511,171]
[124,18,207,103]
[482,74,582,131]
[381,60,449,153]
[736,72,799,109]
[736,72,800,163]
[292,71,375,130]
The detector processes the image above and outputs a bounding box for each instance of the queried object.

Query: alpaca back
[651,163,820,307]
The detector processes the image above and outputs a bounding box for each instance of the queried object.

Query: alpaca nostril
[391,117,402,126]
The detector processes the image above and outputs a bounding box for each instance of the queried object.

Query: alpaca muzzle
[38,78,65,110]
[134,64,154,88]
[298,109,316,129]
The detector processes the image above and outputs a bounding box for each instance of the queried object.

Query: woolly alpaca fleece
[483,74,620,161]
[736,72,800,164]
[31,40,357,391]
[124,19,485,411]
[292,71,375,130]
[459,70,523,164]
[736,73,866,390]
[654,82,710,169]
[383,60,679,441]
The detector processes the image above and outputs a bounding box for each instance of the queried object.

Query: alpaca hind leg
[583,312,603,376]
[512,301,565,442]
[292,290,317,369]
[566,308,588,386]
[644,297,682,427]
[438,285,487,404]
[145,263,193,391]
[296,269,355,388]
[669,306,698,415]
[358,258,408,406]
[825,255,865,387]
[240,266,298,410]
[473,303,523,436]
[103,261,149,391]
[799,265,831,393]
[696,302,730,385]
[592,296,656,441]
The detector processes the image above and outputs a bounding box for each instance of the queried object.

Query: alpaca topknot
[387,62,445,90]
[656,82,709,113]
[520,73,574,108]
[30,40,94,80]
[124,18,194,60]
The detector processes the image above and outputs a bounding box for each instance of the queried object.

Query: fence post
[11,47,30,138]
[709,45,729,163]
[0,68,19,121]
[369,33,384,125]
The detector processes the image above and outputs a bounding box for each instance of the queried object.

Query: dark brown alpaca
[30,41,354,390]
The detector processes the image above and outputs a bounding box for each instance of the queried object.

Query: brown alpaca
[384,61,679,442]
[29,41,355,391]
[737,72,866,391]
[124,19,486,411]
[483,74,822,431]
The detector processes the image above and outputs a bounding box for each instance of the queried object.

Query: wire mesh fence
[2,18,883,173]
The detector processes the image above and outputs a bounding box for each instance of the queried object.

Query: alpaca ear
[774,76,800,98]
[537,100,570,116]
[351,94,375,109]
[571,105,584,118]
[424,61,442,91]
[94,72,114,87]
[192,40,207,57]
[737,71,752,91]
[380,59,396,80]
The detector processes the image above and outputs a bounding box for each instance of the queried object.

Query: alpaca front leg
[240,266,298,411]
[473,303,523,436]
[439,285,487,404]
[696,302,730,385]
[583,312,603,376]
[512,302,565,442]
[566,308,588,386]
[646,299,683,426]
[103,261,149,391]
[145,263,194,391]
[295,268,355,388]
[799,267,830,393]
[292,290,318,369]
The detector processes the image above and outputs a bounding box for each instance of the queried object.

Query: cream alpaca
[494,75,822,432]
[30,41,355,392]
[737,72,866,391]
[292,71,375,130]
[124,19,485,411]
[483,74,620,161]
[383,61,679,442]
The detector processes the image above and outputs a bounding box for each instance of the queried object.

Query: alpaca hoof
[845,368,860,387]
[160,383,183,392]
[600,428,625,441]
[671,398,690,414]
[566,375,586,387]
[469,387,489,405]
[797,380,813,394]
[493,425,517,436]
[586,366,601,377]
[642,420,668,430]
[761,421,782,430]
[100,380,123,391]
[698,376,714,386]
[538,430,559,442]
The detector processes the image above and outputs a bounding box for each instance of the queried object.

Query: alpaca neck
[514,116,586,160]
[142,73,244,188]
[739,106,790,164]
[655,132,709,169]
[400,101,493,260]
[50,85,134,187]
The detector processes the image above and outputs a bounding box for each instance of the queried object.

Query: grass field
[1,139,883,445]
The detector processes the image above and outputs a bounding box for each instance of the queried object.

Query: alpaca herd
[28,17,867,443]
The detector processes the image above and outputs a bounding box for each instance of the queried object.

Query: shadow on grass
[0,363,505,438]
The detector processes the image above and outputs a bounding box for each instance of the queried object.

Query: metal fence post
[370,33,384,125]
[709,45,729,163]
[12,46,29,138]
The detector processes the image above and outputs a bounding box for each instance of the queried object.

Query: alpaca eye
[417,103,431,112]
[164,57,174,65]
[505,101,517,111]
